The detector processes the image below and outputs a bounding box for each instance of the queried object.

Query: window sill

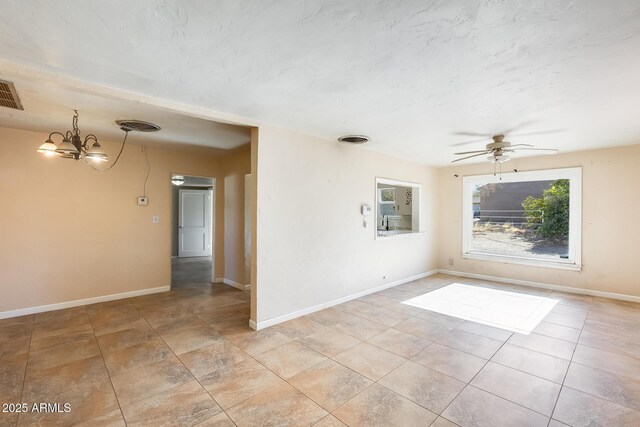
[462,251,582,271]
[376,230,425,239]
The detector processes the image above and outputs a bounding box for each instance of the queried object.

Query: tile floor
[1,273,640,426]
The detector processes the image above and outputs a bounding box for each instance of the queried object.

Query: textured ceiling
[0,0,639,165]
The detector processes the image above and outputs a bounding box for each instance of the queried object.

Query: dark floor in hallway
[172,256,213,288]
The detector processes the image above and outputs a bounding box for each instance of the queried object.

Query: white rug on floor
[402,283,558,334]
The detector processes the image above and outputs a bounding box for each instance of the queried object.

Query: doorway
[171,174,215,287]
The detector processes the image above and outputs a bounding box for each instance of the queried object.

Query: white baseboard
[253,270,438,330]
[249,319,257,330]
[0,286,171,320]
[437,269,640,303]
[220,278,251,292]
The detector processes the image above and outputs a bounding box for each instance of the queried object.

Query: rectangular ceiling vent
[0,80,24,110]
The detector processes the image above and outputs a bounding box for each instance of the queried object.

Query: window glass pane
[471,179,570,260]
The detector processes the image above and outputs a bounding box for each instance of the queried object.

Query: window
[462,167,581,270]
[376,178,421,238]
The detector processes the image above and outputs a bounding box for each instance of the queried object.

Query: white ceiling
[0,1,639,165]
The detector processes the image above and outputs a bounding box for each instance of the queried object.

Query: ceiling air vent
[0,80,24,110]
[115,119,161,132]
[338,135,369,144]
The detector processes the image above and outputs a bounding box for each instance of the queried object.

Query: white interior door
[178,189,212,257]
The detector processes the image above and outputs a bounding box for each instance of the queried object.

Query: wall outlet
[152,215,159,224]
[137,197,148,206]
[448,258,454,265]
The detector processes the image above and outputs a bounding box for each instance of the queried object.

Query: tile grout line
[552,298,640,417]
[546,294,591,426]
[171,284,262,425]
[237,333,335,416]
[86,304,128,425]
[131,297,240,426]
[436,331,512,424]
[276,326,401,421]
[15,315,35,427]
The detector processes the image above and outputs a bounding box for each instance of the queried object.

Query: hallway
[171,257,214,288]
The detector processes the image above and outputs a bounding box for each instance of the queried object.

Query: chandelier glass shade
[36,139,60,157]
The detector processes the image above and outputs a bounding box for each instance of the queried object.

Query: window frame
[461,167,582,271]
[375,177,422,239]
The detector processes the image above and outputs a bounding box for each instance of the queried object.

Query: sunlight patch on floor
[402,283,558,334]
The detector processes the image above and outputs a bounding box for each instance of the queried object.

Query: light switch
[152,215,159,224]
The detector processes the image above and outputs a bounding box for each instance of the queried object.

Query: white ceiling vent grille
[0,80,24,110]
[338,135,369,144]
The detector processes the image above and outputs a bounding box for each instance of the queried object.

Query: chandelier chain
[72,110,79,135]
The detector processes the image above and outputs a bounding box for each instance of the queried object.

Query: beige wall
[254,125,439,324]
[0,127,225,312]
[438,144,640,297]
[223,148,251,285]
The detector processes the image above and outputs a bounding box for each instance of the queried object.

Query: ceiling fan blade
[508,144,534,148]
[452,152,489,163]
[509,148,560,152]
[510,129,565,137]
[454,150,490,155]
[453,131,493,137]
[501,120,539,135]
[450,138,489,147]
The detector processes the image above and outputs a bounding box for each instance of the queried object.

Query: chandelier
[36,110,129,169]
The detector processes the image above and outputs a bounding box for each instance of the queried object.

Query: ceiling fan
[452,134,559,163]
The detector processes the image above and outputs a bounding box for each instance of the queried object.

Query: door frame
[170,173,216,285]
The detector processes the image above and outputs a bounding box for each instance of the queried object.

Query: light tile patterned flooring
[1,273,640,426]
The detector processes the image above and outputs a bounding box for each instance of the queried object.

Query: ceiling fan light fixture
[452,130,559,169]
[488,154,510,163]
